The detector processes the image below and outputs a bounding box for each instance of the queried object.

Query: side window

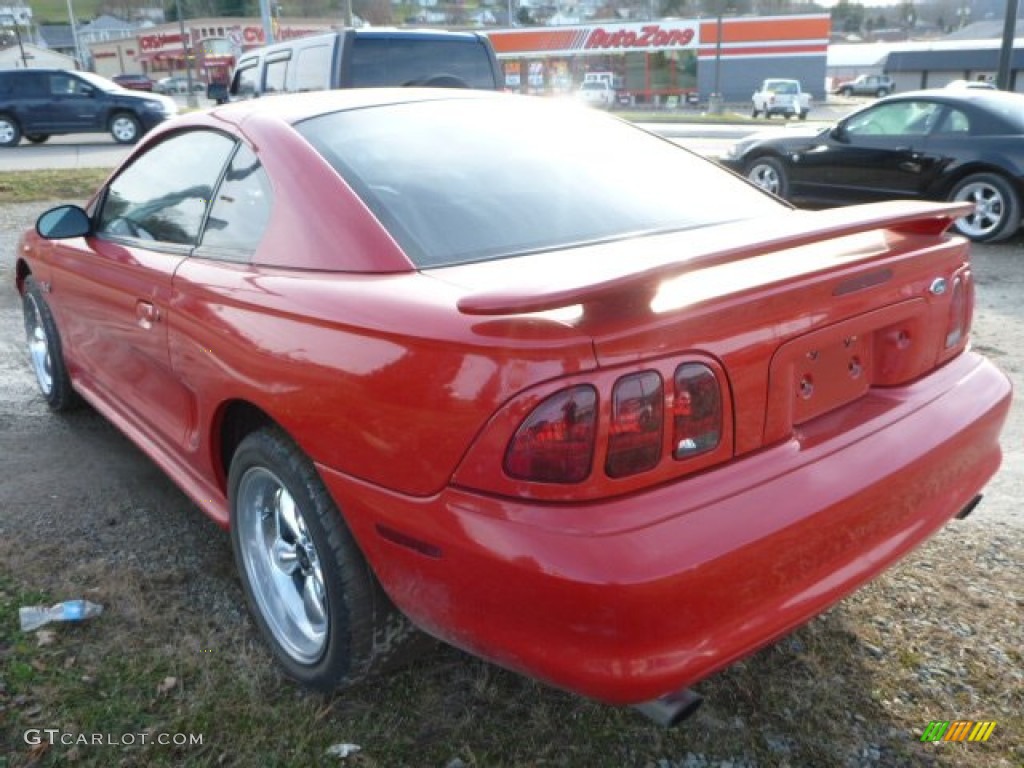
[934,108,970,135]
[295,45,332,92]
[50,74,92,97]
[96,131,236,246]
[846,101,941,137]
[198,145,272,259]
[264,54,290,93]
[230,62,259,98]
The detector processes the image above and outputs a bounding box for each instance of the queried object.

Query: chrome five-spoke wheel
[951,173,1021,242]
[228,427,426,690]
[745,157,788,198]
[236,466,328,664]
[21,276,77,411]
[24,292,54,397]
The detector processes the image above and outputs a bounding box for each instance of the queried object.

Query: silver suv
[835,75,894,98]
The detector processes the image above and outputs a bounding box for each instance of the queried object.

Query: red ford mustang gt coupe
[15,90,1011,724]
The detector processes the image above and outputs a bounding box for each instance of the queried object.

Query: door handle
[136,300,160,329]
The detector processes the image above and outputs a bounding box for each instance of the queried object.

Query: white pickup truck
[751,79,811,120]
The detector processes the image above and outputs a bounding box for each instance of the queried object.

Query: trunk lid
[433,201,974,455]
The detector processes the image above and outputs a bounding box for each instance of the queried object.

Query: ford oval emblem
[929,278,948,296]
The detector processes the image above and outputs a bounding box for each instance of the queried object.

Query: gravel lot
[0,200,1021,766]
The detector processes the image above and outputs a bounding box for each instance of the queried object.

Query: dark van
[227,29,502,101]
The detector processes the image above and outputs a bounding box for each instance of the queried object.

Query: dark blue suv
[0,69,178,147]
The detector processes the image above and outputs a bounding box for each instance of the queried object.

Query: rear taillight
[606,371,663,478]
[504,385,597,483]
[497,361,727,490]
[945,273,972,349]
[673,363,722,459]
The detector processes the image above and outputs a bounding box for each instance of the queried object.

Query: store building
[485,14,830,103]
[89,18,336,85]
[884,39,1019,91]
[86,14,829,100]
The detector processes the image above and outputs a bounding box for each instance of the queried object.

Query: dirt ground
[1,201,1021,767]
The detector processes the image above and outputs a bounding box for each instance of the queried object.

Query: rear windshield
[348,37,495,89]
[296,97,783,267]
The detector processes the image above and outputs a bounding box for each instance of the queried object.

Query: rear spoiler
[456,200,973,316]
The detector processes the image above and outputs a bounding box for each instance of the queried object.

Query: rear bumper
[319,352,1011,704]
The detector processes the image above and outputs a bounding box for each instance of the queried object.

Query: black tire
[745,155,789,199]
[22,276,79,411]
[876,88,889,97]
[798,112,808,121]
[751,107,760,118]
[109,112,141,144]
[229,427,429,690]
[764,111,772,119]
[949,173,1022,243]
[25,134,50,144]
[0,114,22,147]
[839,87,852,97]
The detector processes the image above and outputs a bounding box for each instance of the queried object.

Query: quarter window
[295,45,332,92]
[96,131,236,246]
[198,145,272,259]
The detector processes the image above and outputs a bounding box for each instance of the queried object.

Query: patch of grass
[3,522,1022,768]
[0,169,109,203]
[617,109,760,124]
[27,0,103,24]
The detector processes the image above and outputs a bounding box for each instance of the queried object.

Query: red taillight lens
[945,274,971,348]
[606,371,664,478]
[504,385,597,483]
[673,363,722,459]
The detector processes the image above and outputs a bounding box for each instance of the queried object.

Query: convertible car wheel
[745,156,789,198]
[950,173,1021,243]
[229,428,426,689]
[22,276,78,411]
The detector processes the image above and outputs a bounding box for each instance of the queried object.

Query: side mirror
[36,205,92,239]
[830,123,848,143]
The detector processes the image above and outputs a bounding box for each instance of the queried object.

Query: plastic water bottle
[19,600,103,632]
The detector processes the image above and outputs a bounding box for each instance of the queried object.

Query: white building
[0,41,77,69]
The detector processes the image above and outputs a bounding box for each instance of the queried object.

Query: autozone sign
[487,21,699,57]
[584,24,695,51]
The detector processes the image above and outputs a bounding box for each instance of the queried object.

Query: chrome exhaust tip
[633,687,703,727]
[956,494,983,520]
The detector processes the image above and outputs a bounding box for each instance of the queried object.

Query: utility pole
[259,0,275,43]
[996,0,1019,90]
[65,0,83,68]
[0,14,29,68]
[175,0,198,108]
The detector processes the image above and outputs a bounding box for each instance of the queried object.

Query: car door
[791,99,946,204]
[42,73,104,131]
[49,129,236,451]
[6,71,49,134]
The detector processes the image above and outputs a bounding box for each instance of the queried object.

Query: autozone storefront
[486,15,829,103]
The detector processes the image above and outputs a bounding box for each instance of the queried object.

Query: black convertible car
[720,89,1024,242]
